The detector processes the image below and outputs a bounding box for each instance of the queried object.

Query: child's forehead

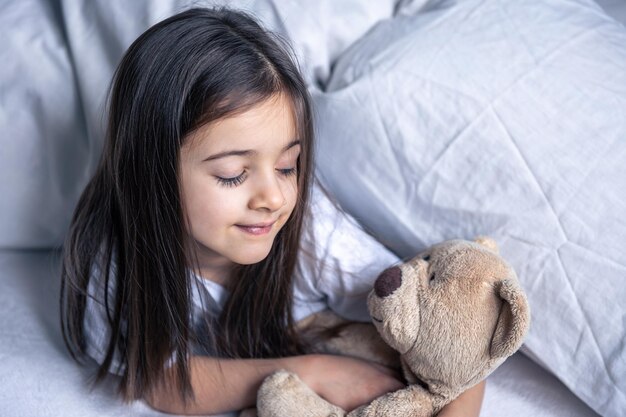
[184,94,299,155]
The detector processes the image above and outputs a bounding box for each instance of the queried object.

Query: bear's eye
[422,255,431,261]
[429,273,436,282]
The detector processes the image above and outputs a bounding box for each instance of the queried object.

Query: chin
[231,245,273,265]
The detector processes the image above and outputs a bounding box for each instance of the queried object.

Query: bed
[1,0,624,416]
[0,249,600,417]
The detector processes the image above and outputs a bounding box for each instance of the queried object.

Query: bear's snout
[374,266,402,298]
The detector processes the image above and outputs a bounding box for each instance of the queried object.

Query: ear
[490,279,531,359]
[474,236,499,253]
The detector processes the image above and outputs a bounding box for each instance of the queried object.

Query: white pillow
[0,0,90,248]
[312,0,626,416]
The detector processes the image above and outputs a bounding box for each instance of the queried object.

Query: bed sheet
[0,249,599,417]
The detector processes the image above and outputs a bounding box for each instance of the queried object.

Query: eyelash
[216,168,297,188]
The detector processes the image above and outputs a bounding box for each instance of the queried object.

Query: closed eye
[217,167,295,188]
[278,167,297,177]
[216,171,246,187]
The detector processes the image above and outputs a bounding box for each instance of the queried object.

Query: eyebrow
[202,139,301,162]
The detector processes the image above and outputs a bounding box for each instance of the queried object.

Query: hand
[297,354,405,412]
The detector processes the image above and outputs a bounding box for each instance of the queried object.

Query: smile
[235,221,276,236]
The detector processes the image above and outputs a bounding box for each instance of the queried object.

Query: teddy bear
[254,237,531,417]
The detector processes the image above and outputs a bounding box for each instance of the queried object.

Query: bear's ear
[490,279,531,359]
[474,236,499,253]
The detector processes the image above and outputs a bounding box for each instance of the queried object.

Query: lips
[235,221,276,236]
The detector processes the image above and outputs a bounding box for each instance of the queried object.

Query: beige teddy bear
[254,237,531,417]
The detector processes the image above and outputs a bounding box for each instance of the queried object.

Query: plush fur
[254,237,531,417]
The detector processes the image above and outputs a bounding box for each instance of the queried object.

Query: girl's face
[179,94,300,281]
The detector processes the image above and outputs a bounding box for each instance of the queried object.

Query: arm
[437,380,486,417]
[145,354,404,415]
[145,355,299,415]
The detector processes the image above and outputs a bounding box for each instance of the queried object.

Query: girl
[60,7,484,416]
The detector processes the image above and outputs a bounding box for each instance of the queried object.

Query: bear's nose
[374,266,403,298]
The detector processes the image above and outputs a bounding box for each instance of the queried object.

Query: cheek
[182,177,234,229]
[283,179,299,211]
[187,195,221,227]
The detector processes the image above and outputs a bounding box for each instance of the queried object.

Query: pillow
[312,0,626,416]
[0,0,89,248]
[60,0,398,93]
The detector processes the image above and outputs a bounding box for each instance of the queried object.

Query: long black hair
[60,7,314,403]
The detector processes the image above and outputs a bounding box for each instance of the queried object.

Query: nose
[374,266,403,298]
[248,173,286,212]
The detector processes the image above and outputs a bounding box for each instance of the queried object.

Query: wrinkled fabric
[313,1,626,416]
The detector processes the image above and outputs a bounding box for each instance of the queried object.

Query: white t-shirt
[83,181,400,374]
